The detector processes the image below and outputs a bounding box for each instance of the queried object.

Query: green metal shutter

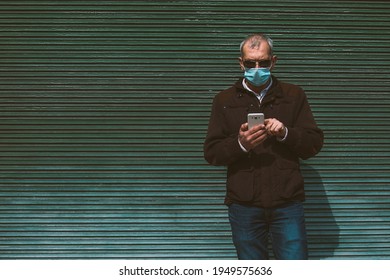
[0,1,389,259]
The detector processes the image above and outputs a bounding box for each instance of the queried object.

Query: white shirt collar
[242,77,273,103]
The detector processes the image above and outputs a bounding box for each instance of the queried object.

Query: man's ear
[270,55,278,70]
[238,57,245,71]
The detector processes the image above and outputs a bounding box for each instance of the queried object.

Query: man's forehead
[244,39,268,50]
[242,40,271,57]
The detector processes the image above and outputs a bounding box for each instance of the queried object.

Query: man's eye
[259,61,271,67]
[244,61,257,68]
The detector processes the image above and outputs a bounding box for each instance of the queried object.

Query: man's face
[239,40,276,71]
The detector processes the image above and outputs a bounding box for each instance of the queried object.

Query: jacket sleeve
[283,91,324,160]
[203,96,248,166]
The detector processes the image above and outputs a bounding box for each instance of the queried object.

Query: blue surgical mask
[244,67,271,86]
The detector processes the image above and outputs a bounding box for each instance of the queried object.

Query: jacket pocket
[226,169,254,202]
[275,160,304,199]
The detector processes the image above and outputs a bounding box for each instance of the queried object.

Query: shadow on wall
[302,163,340,259]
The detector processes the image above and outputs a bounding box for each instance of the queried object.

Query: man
[203,33,323,260]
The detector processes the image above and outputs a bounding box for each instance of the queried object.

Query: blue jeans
[228,202,308,260]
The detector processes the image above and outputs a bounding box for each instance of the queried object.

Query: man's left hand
[264,118,286,138]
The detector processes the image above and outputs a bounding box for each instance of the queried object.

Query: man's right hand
[238,123,268,151]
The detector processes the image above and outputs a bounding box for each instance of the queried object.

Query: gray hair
[240,33,273,56]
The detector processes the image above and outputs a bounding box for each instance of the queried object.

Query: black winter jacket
[204,77,323,207]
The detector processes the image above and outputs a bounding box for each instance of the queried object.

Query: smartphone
[247,113,264,129]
